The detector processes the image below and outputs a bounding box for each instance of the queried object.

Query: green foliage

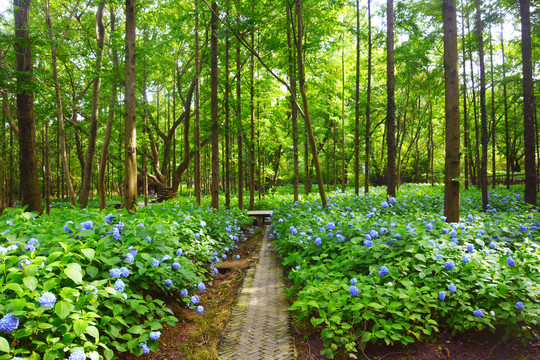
[0,201,250,359]
[271,184,540,358]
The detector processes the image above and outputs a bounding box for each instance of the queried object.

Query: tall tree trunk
[443,0,460,223]
[341,46,346,192]
[80,0,105,209]
[475,0,488,211]
[44,119,51,214]
[211,1,220,210]
[304,126,310,194]
[224,0,231,209]
[236,39,244,210]
[287,2,299,202]
[194,0,202,205]
[98,5,118,209]
[124,0,137,212]
[489,25,496,188]
[520,0,537,205]
[354,0,360,195]
[501,18,510,189]
[14,0,42,214]
[44,0,78,207]
[295,0,327,207]
[460,0,470,190]
[249,15,255,211]
[386,0,396,198]
[365,0,372,194]
[466,11,479,187]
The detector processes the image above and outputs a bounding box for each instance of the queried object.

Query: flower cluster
[38,292,57,308]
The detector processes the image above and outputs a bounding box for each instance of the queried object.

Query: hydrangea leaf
[23,276,38,291]
[54,300,72,319]
[0,336,9,353]
[86,326,99,339]
[73,319,88,336]
[81,248,95,261]
[64,266,83,284]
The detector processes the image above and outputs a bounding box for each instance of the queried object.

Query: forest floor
[117,224,540,360]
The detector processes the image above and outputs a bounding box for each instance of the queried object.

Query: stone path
[218,226,296,360]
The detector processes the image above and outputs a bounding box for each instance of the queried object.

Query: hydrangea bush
[0,200,249,359]
[271,184,539,358]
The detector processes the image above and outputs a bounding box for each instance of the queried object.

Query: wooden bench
[247,210,273,226]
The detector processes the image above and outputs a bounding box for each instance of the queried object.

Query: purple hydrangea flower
[0,313,19,334]
[439,291,446,301]
[507,257,516,267]
[80,221,93,230]
[165,279,173,287]
[110,268,121,278]
[349,285,359,296]
[180,289,188,297]
[191,295,200,305]
[151,258,159,267]
[378,266,389,277]
[448,283,457,293]
[38,292,56,308]
[120,267,130,278]
[517,301,524,310]
[172,262,181,270]
[149,331,161,341]
[114,279,125,293]
[140,341,150,354]
[196,305,204,314]
[444,261,455,270]
[198,283,206,291]
[473,309,483,317]
[68,350,86,360]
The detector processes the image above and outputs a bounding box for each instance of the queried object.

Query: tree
[365,0,372,194]
[14,0,42,214]
[442,0,460,222]
[194,0,202,205]
[124,0,137,212]
[386,0,396,198]
[519,0,537,206]
[211,1,220,210]
[354,0,360,195]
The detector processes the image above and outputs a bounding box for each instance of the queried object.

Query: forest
[0,0,539,359]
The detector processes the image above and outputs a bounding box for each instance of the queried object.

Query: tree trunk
[124,0,137,213]
[224,0,231,209]
[236,39,244,210]
[475,0,488,211]
[249,16,255,211]
[14,0,42,214]
[194,0,202,205]
[295,0,327,207]
[489,25,496,188]
[466,12,479,187]
[520,0,537,205]
[501,18,510,189]
[98,5,118,210]
[443,0,460,223]
[386,0,396,198]
[44,0,77,207]
[287,2,299,202]
[364,0,372,194]
[80,0,106,209]
[341,46,346,193]
[460,0,469,190]
[44,119,51,214]
[211,1,220,210]
[354,0,360,195]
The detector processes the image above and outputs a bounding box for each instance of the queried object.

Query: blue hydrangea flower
[86,285,98,298]
[473,309,483,317]
[105,213,113,224]
[236,255,240,260]
[196,305,204,314]
[462,256,470,264]
[176,248,183,256]
[349,285,359,296]
[448,283,456,293]
[140,341,150,354]
[80,221,93,230]
[507,257,516,267]
[326,222,336,230]
[439,291,446,301]
[489,242,497,249]
[0,313,19,334]
[369,230,378,239]
[517,301,524,310]
[444,261,455,270]
[290,226,298,235]
[426,223,433,230]
[114,279,125,293]
[381,201,389,209]
[165,279,173,287]
[450,230,457,238]
[378,266,389,277]
[172,262,181,270]
[364,240,374,247]
[466,244,474,252]
[64,221,74,234]
[295,266,300,270]
[222,254,227,259]
[315,238,322,246]
[389,197,397,205]
[18,259,31,269]
[113,227,121,241]
[151,258,160,267]
[436,254,443,260]
[200,221,206,228]
[144,237,152,243]
[11,357,25,360]
[39,292,56,308]
[149,331,161,340]
[124,253,134,263]
[194,233,201,239]
[110,268,121,278]
[191,295,200,305]
[198,283,206,291]
[68,350,86,360]
[28,238,39,247]
[350,278,358,285]
[180,289,188,297]
[120,267,129,278]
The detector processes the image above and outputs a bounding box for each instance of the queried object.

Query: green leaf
[5,283,24,294]
[74,319,89,336]
[104,348,114,360]
[54,300,72,319]
[128,325,143,334]
[86,326,99,339]
[0,337,9,352]
[81,248,95,261]
[88,351,99,360]
[64,266,83,284]
[23,276,38,291]
[86,266,99,279]
[360,332,371,343]
[44,350,57,360]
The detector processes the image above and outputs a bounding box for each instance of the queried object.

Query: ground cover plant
[270,184,540,359]
[0,201,250,359]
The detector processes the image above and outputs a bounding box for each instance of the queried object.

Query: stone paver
[218,226,296,360]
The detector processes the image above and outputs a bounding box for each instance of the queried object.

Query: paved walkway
[218,226,296,360]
